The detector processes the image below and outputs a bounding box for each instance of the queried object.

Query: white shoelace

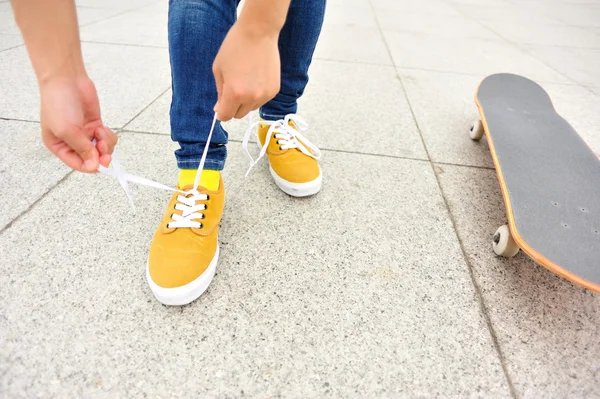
[97,114,218,229]
[241,114,321,176]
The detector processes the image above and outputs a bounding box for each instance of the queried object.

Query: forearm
[10,0,85,85]
[237,0,292,37]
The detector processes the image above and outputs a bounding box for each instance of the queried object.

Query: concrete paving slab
[383,31,571,83]
[0,2,19,35]
[0,133,511,397]
[0,48,50,121]
[449,2,563,25]
[437,164,600,398]
[481,20,600,49]
[76,7,128,28]
[327,0,371,9]
[0,120,70,231]
[124,88,261,143]
[80,8,168,47]
[399,69,492,167]
[314,26,392,65]
[128,60,427,159]
[446,0,510,6]
[523,2,600,28]
[291,60,426,158]
[123,88,249,148]
[523,45,600,87]
[371,0,462,16]
[139,0,169,13]
[0,33,21,51]
[0,42,171,126]
[3,0,600,395]
[323,4,378,28]
[400,69,600,167]
[374,10,501,40]
[125,89,171,134]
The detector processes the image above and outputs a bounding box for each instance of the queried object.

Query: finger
[234,102,255,120]
[95,126,117,155]
[99,153,112,168]
[97,139,109,155]
[44,132,92,173]
[214,84,240,122]
[60,127,99,173]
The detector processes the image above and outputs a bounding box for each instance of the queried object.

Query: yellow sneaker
[248,114,322,197]
[146,176,224,306]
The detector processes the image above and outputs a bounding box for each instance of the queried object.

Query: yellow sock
[178,169,220,191]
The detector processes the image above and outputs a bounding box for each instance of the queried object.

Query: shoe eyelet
[166,223,171,228]
[198,223,203,229]
[206,195,210,201]
[204,204,208,210]
[279,146,283,151]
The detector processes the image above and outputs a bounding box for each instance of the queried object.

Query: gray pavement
[1,0,599,397]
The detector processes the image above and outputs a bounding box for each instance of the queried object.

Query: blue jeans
[168,0,326,170]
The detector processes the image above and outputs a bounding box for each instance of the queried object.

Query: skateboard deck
[472,73,600,293]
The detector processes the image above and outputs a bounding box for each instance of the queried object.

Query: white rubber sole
[255,141,322,197]
[146,246,219,306]
[269,165,322,197]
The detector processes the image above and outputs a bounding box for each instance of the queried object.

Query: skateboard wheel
[492,225,520,258]
[470,120,484,141]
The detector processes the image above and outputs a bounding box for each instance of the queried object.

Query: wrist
[37,52,87,87]
[236,18,281,39]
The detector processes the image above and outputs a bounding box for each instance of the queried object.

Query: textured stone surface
[374,10,500,40]
[0,120,70,230]
[523,45,600,87]
[0,43,170,126]
[383,31,571,83]
[2,0,600,396]
[0,133,510,397]
[437,164,600,398]
[400,69,600,167]
[0,2,19,35]
[0,33,21,51]
[315,25,392,65]
[128,60,427,159]
[80,7,168,47]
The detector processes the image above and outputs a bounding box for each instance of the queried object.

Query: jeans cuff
[259,111,287,121]
[176,158,224,171]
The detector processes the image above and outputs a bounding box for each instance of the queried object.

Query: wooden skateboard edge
[474,78,600,294]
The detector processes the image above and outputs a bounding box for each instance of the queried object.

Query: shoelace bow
[241,114,321,176]
[97,114,218,229]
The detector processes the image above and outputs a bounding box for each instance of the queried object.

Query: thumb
[63,128,100,172]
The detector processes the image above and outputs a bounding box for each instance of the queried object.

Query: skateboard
[470,73,600,293]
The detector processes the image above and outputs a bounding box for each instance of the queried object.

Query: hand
[213,21,281,121]
[40,76,117,173]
